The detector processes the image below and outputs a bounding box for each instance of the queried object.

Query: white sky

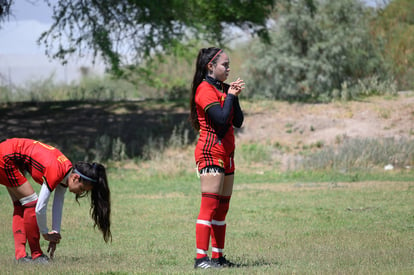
[0,0,104,86]
[1,0,57,54]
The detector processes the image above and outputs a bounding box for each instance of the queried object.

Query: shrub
[370,0,414,91]
[244,0,392,102]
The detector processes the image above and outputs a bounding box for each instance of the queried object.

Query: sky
[0,0,382,86]
[1,0,53,54]
[0,0,105,86]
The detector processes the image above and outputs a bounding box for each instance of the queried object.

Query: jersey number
[33,141,56,150]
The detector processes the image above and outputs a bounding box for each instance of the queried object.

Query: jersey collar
[205,75,223,91]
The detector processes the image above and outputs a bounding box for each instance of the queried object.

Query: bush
[244,0,392,102]
[370,0,414,91]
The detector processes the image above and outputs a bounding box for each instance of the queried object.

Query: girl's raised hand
[229,78,245,96]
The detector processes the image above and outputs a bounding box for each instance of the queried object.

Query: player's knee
[19,193,38,208]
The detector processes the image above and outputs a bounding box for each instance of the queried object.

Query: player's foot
[16,254,32,264]
[32,254,50,264]
[194,256,220,269]
[211,255,239,267]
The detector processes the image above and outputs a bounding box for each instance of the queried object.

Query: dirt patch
[237,93,414,148]
[235,92,414,170]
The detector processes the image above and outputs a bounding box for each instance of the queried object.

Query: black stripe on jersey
[10,152,45,174]
[4,153,45,184]
[3,155,21,187]
[201,118,210,166]
[202,130,214,167]
[5,165,19,186]
[29,156,45,173]
[203,111,219,167]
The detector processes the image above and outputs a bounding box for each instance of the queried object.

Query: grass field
[0,159,413,274]
[0,94,413,274]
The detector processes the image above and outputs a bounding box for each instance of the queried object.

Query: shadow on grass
[0,99,197,161]
[232,256,280,268]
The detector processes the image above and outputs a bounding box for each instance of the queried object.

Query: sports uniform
[0,138,72,260]
[193,75,243,268]
[191,48,244,269]
[194,76,243,175]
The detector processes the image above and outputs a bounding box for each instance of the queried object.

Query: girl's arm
[36,183,62,244]
[52,183,67,232]
[36,183,51,235]
[206,94,235,127]
[232,96,244,128]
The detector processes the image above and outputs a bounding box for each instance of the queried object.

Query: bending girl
[0,138,111,263]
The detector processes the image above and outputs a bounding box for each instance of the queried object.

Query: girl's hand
[42,231,61,243]
[47,241,58,259]
[229,78,245,96]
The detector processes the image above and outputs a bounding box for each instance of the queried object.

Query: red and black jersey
[195,80,235,151]
[0,138,72,191]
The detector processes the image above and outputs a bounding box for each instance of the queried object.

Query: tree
[371,0,414,90]
[0,0,12,25]
[0,0,275,74]
[244,0,390,102]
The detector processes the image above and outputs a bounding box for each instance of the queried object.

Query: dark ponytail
[74,161,112,243]
[190,47,222,131]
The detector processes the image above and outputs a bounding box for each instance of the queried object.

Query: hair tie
[208,49,222,65]
[74,168,97,183]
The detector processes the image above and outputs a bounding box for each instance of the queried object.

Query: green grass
[0,167,413,274]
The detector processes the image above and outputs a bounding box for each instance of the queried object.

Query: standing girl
[190,47,245,269]
[0,138,111,263]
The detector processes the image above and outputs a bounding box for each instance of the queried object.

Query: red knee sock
[211,196,231,259]
[23,200,43,259]
[195,193,220,259]
[12,201,27,260]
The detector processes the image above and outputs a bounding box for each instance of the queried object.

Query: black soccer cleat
[211,255,239,267]
[194,256,220,269]
[16,254,32,264]
[32,254,50,264]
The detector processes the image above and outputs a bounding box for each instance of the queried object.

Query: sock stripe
[196,248,208,255]
[196,219,211,227]
[212,247,223,253]
[19,193,38,207]
[211,219,226,226]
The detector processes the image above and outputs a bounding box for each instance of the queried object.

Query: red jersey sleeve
[195,81,221,111]
[22,139,72,191]
[43,153,72,192]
